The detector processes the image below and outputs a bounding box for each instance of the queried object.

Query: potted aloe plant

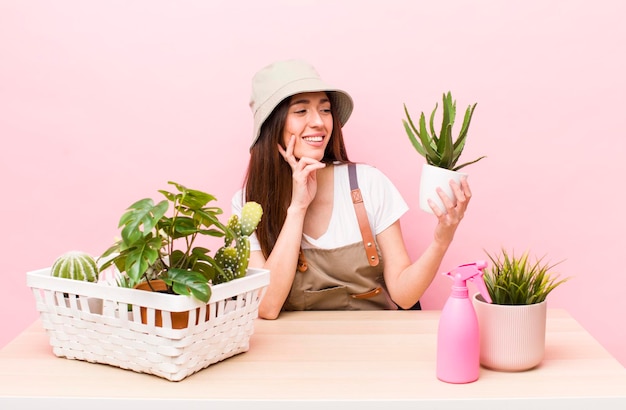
[403,91,485,213]
[472,248,569,371]
[100,181,262,305]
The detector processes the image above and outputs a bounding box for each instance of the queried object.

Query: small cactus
[51,251,99,282]
[214,202,262,283]
[240,201,263,236]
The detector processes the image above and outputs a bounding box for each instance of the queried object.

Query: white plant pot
[419,164,466,214]
[473,293,547,371]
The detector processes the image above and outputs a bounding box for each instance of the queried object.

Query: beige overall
[282,163,397,311]
[283,243,397,310]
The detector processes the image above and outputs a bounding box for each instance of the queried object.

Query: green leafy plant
[484,249,569,305]
[100,181,262,303]
[403,91,486,171]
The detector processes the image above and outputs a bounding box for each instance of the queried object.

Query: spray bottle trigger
[444,260,492,303]
[468,261,492,304]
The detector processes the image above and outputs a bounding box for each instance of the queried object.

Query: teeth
[303,136,323,142]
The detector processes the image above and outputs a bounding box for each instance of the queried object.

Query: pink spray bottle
[436,261,492,383]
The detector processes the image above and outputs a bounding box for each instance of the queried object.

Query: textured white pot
[473,293,547,371]
[419,164,466,214]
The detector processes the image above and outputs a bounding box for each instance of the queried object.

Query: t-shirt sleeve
[359,165,409,235]
[231,189,262,252]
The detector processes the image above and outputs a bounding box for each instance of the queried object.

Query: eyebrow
[290,97,331,106]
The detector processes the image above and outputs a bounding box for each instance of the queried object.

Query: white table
[0,309,624,409]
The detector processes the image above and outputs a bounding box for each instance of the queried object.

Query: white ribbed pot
[473,293,547,371]
[419,164,466,214]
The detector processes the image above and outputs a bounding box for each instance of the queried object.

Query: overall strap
[348,163,379,267]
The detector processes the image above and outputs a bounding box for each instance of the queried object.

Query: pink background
[2,1,625,366]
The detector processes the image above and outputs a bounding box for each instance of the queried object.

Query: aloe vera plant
[403,91,485,171]
[484,249,569,305]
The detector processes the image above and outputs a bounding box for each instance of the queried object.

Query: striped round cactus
[51,251,99,282]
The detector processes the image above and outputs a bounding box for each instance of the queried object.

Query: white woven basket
[26,267,270,381]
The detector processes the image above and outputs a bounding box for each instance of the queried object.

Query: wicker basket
[26,267,270,381]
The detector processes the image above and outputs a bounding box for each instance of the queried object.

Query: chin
[295,148,325,162]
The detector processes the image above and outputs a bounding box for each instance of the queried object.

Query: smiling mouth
[302,136,324,142]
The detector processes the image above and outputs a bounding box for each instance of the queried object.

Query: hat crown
[250,59,321,115]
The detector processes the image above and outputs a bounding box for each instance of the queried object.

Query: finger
[437,187,455,211]
[297,156,326,168]
[449,179,466,202]
[293,159,326,179]
[451,178,471,213]
[286,134,296,151]
[278,135,298,167]
[278,146,297,168]
[277,143,286,157]
[460,177,472,199]
[427,199,444,217]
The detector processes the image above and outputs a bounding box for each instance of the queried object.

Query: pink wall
[2,1,625,366]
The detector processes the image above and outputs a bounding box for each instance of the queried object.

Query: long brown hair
[243,92,351,258]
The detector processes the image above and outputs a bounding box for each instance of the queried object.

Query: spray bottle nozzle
[443,261,492,303]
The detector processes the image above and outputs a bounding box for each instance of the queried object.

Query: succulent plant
[51,251,99,282]
[214,202,263,284]
[403,91,486,171]
[99,181,262,303]
[483,249,569,305]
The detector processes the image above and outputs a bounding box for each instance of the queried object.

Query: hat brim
[251,78,353,150]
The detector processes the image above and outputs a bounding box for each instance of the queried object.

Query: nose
[308,110,324,127]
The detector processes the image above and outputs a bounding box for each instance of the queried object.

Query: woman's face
[282,91,334,161]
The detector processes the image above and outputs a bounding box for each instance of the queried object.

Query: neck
[317,163,333,184]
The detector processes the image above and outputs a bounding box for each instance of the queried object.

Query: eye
[290,104,307,114]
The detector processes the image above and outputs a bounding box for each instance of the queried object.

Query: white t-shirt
[231,163,409,251]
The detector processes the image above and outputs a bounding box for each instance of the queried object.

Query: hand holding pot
[430,177,471,246]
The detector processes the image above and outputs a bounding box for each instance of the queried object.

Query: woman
[232,59,471,319]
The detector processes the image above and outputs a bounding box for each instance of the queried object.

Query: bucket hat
[249,59,354,150]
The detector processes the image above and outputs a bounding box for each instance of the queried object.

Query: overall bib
[283,242,396,310]
[282,163,397,311]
